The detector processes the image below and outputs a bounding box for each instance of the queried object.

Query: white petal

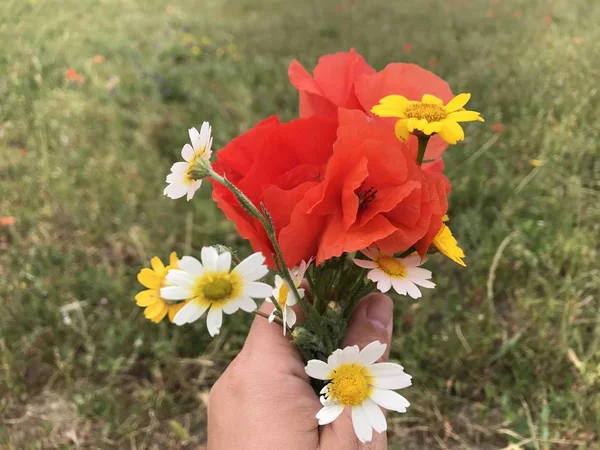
[206,306,223,336]
[186,184,199,201]
[406,267,432,279]
[237,296,257,312]
[316,404,344,425]
[198,122,211,151]
[160,285,193,300]
[362,398,387,433]
[286,290,298,307]
[243,265,269,283]
[165,269,195,287]
[391,278,409,296]
[173,301,208,325]
[181,143,194,162]
[412,278,435,289]
[371,366,412,390]
[353,258,377,269]
[369,387,410,413]
[285,306,297,328]
[402,255,422,267]
[305,360,331,380]
[163,182,188,199]
[268,309,276,322]
[359,341,387,366]
[245,281,273,298]
[201,247,219,272]
[188,127,202,151]
[376,277,392,293]
[178,256,204,277]
[222,300,239,314]
[327,349,344,368]
[216,252,232,273]
[351,405,373,443]
[166,172,182,183]
[367,269,386,282]
[361,248,379,260]
[341,345,360,364]
[170,161,189,173]
[234,252,266,278]
[405,282,422,299]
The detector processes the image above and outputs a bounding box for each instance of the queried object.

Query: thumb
[342,293,394,360]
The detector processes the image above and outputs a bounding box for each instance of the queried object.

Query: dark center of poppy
[355,183,377,212]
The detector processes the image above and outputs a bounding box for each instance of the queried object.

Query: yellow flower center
[192,271,243,306]
[405,103,447,122]
[376,256,407,278]
[277,282,290,308]
[327,364,373,406]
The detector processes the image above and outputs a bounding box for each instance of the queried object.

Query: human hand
[207,293,395,450]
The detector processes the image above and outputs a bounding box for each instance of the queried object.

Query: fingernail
[365,294,394,330]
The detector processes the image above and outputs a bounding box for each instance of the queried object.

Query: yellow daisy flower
[135,252,188,323]
[432,223,466,267]
[371,93,484,145]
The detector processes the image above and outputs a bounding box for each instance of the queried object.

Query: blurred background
[1,0,599,448]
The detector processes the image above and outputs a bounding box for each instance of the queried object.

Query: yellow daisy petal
[423,121,444,135]
[150,306,169,323]
[444,93,471,113]
[442,215,449,222]
[169,252,179,269]
[371,95,410,118]
[145,300,168,320]
[394,120,411,141]
[444,120,465,141]
[447,110,485,122]
[168,300,189,323]
[433,224,466,267]
[150,256,165,274]
[135,289,161,306]
[421,94,444,105]
[138,268,162,290]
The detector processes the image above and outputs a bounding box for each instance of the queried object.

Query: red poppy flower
[278,109,448,265]
[210,116,339,267]
[288,49,454,160]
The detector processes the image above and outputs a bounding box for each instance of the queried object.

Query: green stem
[416,135,431,166]
[208,169,307,315]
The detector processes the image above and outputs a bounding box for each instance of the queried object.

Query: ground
[1,0,599,448]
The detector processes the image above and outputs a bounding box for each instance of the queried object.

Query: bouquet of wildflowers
[135,49,483,443]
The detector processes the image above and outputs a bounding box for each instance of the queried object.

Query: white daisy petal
[285,306,297,328]
[201,247,219,272]
[305,360,331,380]
[206,306,223,336]
[245,282,274,298]
[222,300,239,314]
[358,341,387,366]
[268,309,276,322]
[173,301,208,325]
[177,256,204,277]
[237,296,257,313]
[391,278,409,295]
[170,161,189,173]
[160,285,193,300]
[367,269,385,282]
[316,404,344,425]
[406,267,432,279]
[163,182,188,199]
[181,143,194,162]
[412,278,436,289]
[327,349,344,368]
[198,122,211,152]
[216,252,232,273]
[234,252,266,277]
[351,405,373,443]
[362,398,387,433]
[370,363,412,384]
[189,127,202,151]
[369,387,410,413]
[376,277,392,293]
[186,185,198,201]
[405,282,422,299]
[371,370,413,390]
[243,265,269,282]
[165,269,195,287]
[341,345,360,363]
[353,258,378,269]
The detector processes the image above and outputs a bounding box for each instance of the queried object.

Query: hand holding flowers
[133,49,483,443]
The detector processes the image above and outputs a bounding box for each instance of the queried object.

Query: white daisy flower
[353,248,435,299]
[163,122,213,201]
[305,341,412,444]
[266,259,310,335]
[160,247,272,336]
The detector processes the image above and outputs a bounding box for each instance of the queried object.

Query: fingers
[241,300,308,379]
[341,293,394,361]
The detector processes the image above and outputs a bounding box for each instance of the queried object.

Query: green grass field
[1,0,599,448]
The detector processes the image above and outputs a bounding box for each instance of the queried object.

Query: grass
[1,0,599,448]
